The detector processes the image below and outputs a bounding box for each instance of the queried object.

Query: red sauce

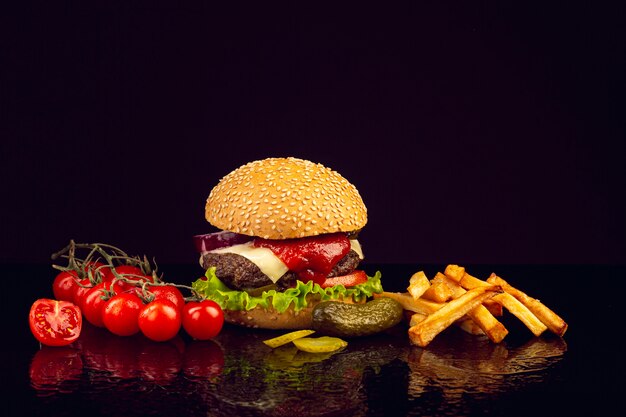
[253,233,350,285]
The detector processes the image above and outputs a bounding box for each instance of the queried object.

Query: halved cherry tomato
[320,270,368,288]
[29,299,82,347]
[182,300,224,340]
[138,300,182,342]
[52,271,79,302]
[102,293,143,336]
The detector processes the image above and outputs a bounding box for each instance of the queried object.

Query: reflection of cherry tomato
[138,300,181,342]
[82,283,110,327]
[182,300,224,340]
[102,335,142,379]
[182,340,224,380]
[52,271,79,302]
[102,293,143,336]
[137,339,182,384]
[77,324,111,371]
[29,347,83,391]
[29,299,82,347]
[150,285,185,312]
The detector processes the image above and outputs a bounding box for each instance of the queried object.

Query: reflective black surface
[3,264,624,416]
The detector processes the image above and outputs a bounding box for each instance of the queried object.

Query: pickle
[311,297,403,337]
[292,336,348,353]
[262,329,315,348]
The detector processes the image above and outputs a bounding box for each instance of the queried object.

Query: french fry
[456,317,485,336]
[422,279,454,303]
[408,271,431,300]
[465,305,509,342]
[483,300,503,317]
[444,265,504,314]
[408,285,502,347]
[447,267,547,337]
[375,292,443,316]
[436,272,508,343]
[409,311,427,327]
[443,264,466,282]
[492,292,547,336]
[487,274,568,336]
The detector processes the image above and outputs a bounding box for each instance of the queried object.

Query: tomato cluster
[31,262,224,347]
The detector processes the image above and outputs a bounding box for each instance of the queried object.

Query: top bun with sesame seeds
[205,157,367,239]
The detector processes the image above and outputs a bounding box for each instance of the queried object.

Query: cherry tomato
[113,265,148,280]
[320,270,368,288]
[138,300,182,342]
[52,271,79,301]
[72,277,94,308]
[149,285,185,312]
[29,299,82,347]
[82,283,111,328]
[102,293,143,336]
[182,300,224,340]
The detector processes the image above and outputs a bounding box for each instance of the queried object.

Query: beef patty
[201,249,362,291]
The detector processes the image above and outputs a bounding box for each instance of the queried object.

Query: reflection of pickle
[204,327,404,417]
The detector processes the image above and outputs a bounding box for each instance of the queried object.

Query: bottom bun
[224,303,317,330]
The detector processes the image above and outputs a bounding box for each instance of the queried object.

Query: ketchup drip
[253,233,351,285]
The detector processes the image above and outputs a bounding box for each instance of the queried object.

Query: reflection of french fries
[408,271,430,300]
[408,285,502,347]
[445,266,548,337]
[487,274,568,336]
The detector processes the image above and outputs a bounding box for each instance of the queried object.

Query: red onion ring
[193,231,253,253]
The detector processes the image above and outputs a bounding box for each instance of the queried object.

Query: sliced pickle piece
[262,329,315,348]
[292,336,348,353]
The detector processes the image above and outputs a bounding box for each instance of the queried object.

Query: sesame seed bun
[205,157,367,240]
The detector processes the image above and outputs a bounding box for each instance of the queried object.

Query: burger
[191,157,383,329]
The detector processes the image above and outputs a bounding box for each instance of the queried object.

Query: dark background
[2,2,625,266]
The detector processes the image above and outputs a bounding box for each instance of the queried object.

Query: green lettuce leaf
[192,268,384,313]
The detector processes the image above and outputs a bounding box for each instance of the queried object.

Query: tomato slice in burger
[29,299,82,347]
[320,270,368,289]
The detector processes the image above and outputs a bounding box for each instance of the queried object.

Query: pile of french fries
[376,265,568,347]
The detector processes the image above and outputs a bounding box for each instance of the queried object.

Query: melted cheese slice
[202,239,364,284]
[208,242,288,283]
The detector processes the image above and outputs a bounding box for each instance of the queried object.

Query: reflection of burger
[192,157,383,329]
